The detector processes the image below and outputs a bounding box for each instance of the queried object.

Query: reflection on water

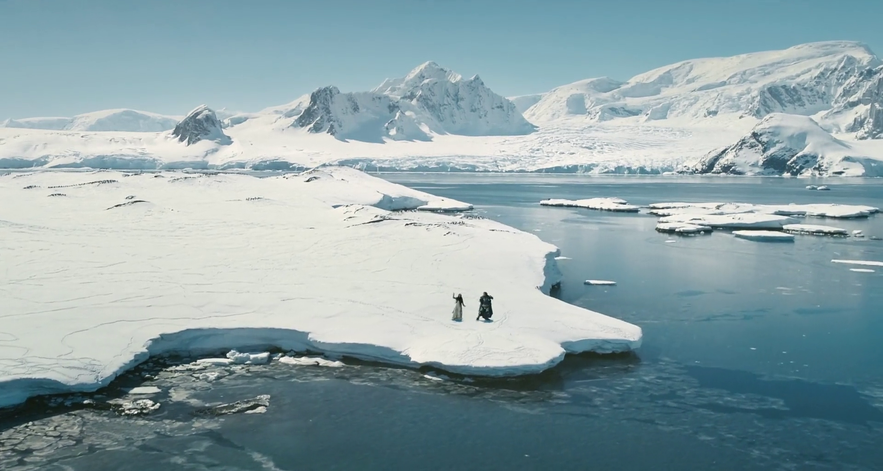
[3,175,883,470]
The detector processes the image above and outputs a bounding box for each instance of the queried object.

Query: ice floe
[540,197,640,212]
[278,356,345,368]
[125,386,162,395]
[649,201,878,219]
[805,185,831,191]
[654,222,713,234]
[850,268,876,273]
[733,230,795,242]
[585,280,617,286]
[659,212,798,230]
[853,230,865,238]
[0,167,641,408]
[831,259,883,267]
[782,224,848,236]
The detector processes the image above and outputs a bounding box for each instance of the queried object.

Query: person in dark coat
[476,292,493,321]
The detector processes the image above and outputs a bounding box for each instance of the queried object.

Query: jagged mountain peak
[171,105,231,146]
[290,62,534,141]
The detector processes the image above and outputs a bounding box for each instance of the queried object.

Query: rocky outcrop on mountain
[171,105,231,146]
[682,114,860,176]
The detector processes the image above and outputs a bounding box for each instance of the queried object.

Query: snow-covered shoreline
[0,167,642,409]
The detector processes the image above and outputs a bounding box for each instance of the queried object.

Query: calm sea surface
[2,175,882,471]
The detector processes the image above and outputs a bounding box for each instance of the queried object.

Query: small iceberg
[817,186,831,191]
[782,224,848,236]
[655,222,713,234]
[540,198,640,213]
[733,230,795,242]
[831,259,883,267]
[853,230,865,238]
[850,268,875,273]
[585,280,617,286]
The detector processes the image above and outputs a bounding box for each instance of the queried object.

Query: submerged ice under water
[2,175,883,471]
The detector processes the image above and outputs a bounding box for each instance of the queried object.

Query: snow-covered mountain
[1,109,180,132]
[681,114,883,176]
[171,105,231,146]
[524,41,883,138]
[508,94,545,114]
[1,43,882,175]
[279,62,535,141]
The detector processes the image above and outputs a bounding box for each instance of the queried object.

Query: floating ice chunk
[850,268,875,273]
[655,222,713,234]
[196,395,270,416]
[733,230,795,242]
[226,350,271,365]
[817,186,831,191]
[244,405,268,414]
[278,356,345,368]
[831,259,883,267]
[761,203,878,219]
[195,358,235,366]
[554,256,571,260]
[650,201,878,219]
[585,280,617,286]
[125,386,161,395]
[113,399,161,416]
[423,373,447,381]
[659,213,797,230]
[782,224,848,236]
[853,230,865,238]
[540,198,640,212]
[806,185,818,190]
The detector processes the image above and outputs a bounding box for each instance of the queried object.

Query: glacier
[0,167,642,409]
[2,42,883,175]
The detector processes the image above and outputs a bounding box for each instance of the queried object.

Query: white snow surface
[0,167,641,408]
[539,197,640,212]
[2,43,882,175]
[1,109,180,132]
[733,230,796,241]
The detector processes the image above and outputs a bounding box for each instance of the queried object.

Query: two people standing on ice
[450,292,493,322]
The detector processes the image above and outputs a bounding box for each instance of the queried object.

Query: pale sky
[1,0,881,118]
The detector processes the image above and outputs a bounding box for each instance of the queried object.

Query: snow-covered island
[0,168,642,409]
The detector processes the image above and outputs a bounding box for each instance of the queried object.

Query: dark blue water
[2,175,882,471]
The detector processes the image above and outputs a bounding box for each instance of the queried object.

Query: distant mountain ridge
[2,43,882,176]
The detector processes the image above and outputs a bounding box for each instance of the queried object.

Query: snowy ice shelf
[539,198,640,212]
[0,167,641,409]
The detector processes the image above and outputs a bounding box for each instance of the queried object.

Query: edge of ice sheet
[0,168,642,409]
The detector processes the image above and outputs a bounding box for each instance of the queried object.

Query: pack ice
[0,167,642,408]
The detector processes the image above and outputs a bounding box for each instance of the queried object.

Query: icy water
[3,175,883,471]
